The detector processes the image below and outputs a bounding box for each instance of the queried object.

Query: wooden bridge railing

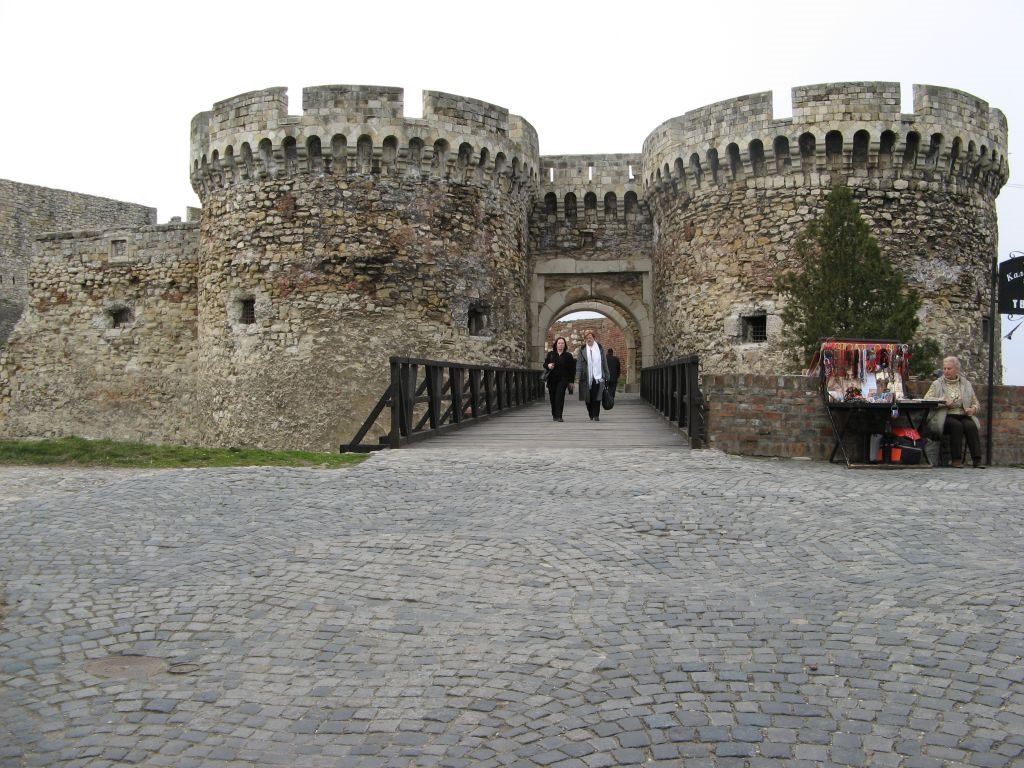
[640,355,705,448]
[342,357,545,452]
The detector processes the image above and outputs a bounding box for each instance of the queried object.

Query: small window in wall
[112,239,127,259]
[110,306,133,328]
[468,303,490,336]
[982,315,991,343]
[741,314,767,343]
[239,298,256,325]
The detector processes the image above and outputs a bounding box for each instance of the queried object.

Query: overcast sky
[2,0,1022,382]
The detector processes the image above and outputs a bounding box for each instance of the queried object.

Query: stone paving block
[0,454,1022,766]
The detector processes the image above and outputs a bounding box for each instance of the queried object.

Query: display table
[824,400,939,467]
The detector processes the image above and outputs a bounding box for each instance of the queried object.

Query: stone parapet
[190,85,540,200]
[642,82,1008,203]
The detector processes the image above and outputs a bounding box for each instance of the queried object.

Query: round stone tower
[642,82,1009,378]
[189,85,539,450]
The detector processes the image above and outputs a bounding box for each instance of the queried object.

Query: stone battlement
[641,82,1008,200]
[190,85,540,198]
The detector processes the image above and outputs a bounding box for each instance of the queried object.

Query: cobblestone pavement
[1,450,1023,767]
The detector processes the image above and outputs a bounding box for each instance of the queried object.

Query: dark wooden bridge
[342,356,703,452]
[408,392,690,450]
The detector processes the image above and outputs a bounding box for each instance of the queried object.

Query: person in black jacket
[543,336,576,422]
[606,348,621,394]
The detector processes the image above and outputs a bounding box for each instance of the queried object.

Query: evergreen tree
[776,186,922,367]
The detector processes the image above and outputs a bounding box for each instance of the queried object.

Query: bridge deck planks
[408,393,690,450]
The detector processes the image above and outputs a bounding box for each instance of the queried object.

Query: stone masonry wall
[0,179,156,340]
[0,223,200,443]
[645,82,1006,380]
[192,174,533,452]
[655,184,999,375]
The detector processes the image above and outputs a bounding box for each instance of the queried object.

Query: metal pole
[986,255,996,465]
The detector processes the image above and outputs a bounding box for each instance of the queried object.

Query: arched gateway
[531,257,655,385]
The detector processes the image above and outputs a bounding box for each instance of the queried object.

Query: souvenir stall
[816,339,938,467]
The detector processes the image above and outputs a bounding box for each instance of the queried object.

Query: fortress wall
[190,86,540,199]
[190,172,533,452]
[644,82,1006,381]
[651,181,999,379]
[0,222,200,443]
[0,179,156,339]
[0,80,1009,454]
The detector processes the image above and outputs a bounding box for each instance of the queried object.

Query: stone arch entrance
[531,275,654,392]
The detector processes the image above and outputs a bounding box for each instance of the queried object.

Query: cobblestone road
[1,449,1022,767]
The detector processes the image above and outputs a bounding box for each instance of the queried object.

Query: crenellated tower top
[190,85,540,199]
[641,82,1008,204]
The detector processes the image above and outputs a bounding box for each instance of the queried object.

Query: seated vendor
[924,356,983,468]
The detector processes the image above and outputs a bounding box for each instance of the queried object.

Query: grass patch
[0,436,369,469]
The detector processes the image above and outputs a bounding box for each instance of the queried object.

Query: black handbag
[601,386,615,410]
[541,368,550,383]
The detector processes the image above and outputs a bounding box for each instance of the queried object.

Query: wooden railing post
[640,355,705,449]
[344,356,546,451]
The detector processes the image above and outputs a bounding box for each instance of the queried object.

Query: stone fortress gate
[0,82,1008,451]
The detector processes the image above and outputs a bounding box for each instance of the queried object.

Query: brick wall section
[704,374,1024,466]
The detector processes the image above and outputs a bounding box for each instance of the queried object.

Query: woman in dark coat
[544,336,576,422]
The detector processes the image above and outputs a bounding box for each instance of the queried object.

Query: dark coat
[544,350,576,388]
[606,353,621,384]
[576,342,611,403]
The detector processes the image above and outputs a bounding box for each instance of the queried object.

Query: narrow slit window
[468,303,490,336]
[239,298,256,325]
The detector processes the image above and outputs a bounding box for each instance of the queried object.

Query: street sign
[998,253,1024,314]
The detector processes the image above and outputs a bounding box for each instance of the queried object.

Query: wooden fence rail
[640,355,705,448]
[342,357,545,452]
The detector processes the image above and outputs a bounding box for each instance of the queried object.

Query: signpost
[998,252,1024,314]
[991,252,1024,464]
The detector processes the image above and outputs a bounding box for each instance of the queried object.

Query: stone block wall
[0,223,200,444]
[192,174,533,451]
[645,81,1007,381]
[0,179,156,340]
[704,373,1024,466]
